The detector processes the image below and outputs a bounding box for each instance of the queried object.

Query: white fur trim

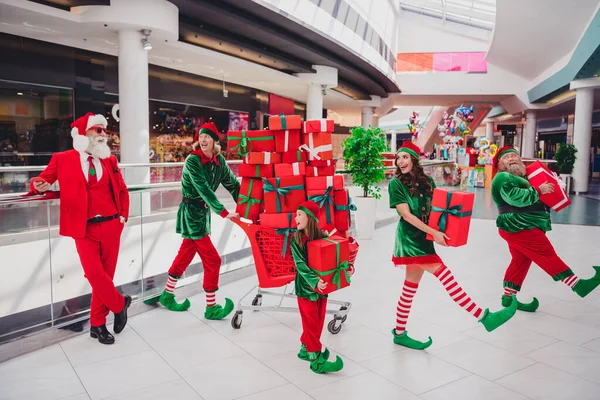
[85,114,108,130]
[72,134,90,152]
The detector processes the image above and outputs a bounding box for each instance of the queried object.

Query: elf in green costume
[492,146,600,312]
[389,142,517,350]
[145,122,240,320]
[291,200,354,374]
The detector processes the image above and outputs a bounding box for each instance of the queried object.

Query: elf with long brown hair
[291,201,354,374]
[389,141,517,350]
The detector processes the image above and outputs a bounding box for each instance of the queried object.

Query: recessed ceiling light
[17,92,23,95]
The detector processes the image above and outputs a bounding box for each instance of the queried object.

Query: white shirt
[79,151,103,182]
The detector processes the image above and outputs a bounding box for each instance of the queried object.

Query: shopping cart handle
[229,216,254,228]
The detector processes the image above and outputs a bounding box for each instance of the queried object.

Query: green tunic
[291,237,327,301]
[176,153,240,240]
[389,176,438,262]
[491,171,551,233]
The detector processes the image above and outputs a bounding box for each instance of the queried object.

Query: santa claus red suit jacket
[30,150,129,239]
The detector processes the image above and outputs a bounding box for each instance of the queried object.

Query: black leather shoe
[90,325,115,345]
[113,294,132,334]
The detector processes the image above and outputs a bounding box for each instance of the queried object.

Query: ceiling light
[141,29,152,51]
[17,92,23,96]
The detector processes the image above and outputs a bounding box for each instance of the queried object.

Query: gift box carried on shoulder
[263,176,306,213]
[307,186,336,232]
[268,115,302,131]
[301,132,333,161]
[274,162,306,177]
[426,189,474,247]
[244,152,281,165]
[303,119,334,134]
[308,237,351,295]
[273,129,302,153]
[306,165,335,177]
[239,163,274,178]
[227,130,275,156]
[525,160,571,212]
[236,178,264,222]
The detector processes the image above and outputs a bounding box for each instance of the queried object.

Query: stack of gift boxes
[229,115,356,293]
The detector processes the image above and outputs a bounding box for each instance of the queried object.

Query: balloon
[489,144,498,157]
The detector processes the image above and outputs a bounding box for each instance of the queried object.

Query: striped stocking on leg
[562,274,579,289]
[503,286,518,298]
[434,264,483,320]
[396,280,418,334]
[206,292,216,307]
[165,275,179,294]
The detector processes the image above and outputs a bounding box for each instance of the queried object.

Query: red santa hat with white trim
[70,112,108,152]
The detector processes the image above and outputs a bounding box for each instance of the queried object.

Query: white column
[361,106,373,128]
[306,84,323,120]
[486,122,495,142]
[372,115,380,128]
[572,87,594,194]
[522,110,537,158]
[390,132,397,152]
[118,29,150,213]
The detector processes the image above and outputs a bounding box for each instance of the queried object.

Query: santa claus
[30,112,131,345]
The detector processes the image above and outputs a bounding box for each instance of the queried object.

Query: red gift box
[243,152,281,165]
[281,150,307,163]
[273,129,302,153]
[238,164,274,178]
[526,161,571,212]
[236,178,263,222]
[301,132,333,161]
[268,115,302,130]
[259,212,297,229]
[307,237,351,294]
[227,130,275,156]
[308,159,334,167]
[333,189,355,232]
[274,162,306,177]
[303,119,334,134]
[263,176,306,213]
[306,165,335,177]
[306,175,345,191]
[426,189,474,247]
[307,187,336,232]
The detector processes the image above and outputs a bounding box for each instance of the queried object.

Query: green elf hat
[194,122,220,142]
[298,200,320,223]
[396,141,421,160]
[493,146,518,169]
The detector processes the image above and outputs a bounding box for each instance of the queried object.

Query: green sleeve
[389,177,409,208]
[291,239,320,290]
[429,176,436,190]
[499,174,540,207]
[218,155,240,202]
[186,156,226,214]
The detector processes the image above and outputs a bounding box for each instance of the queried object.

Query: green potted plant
[555,143,577,174]
[341,125,387,239]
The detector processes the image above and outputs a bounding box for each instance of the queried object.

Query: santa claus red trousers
[297,297,328,353]
[168,235,222,292]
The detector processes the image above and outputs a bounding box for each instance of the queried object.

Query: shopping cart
[230,217,358,334]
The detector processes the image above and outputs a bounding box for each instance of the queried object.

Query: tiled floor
[2,218,600,400]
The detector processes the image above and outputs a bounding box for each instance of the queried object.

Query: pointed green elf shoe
[480,294,518,332]
[572,266,600,298]
[502,294,540,312]
[310,349,343,374]
[204,298,234,320]
[143,295,161,305]
[297,344,311,361]
[392,329,433,350]
[158,291,191,312]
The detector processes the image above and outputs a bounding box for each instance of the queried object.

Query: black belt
[498,203,549,214]
[88,214,120,224]
[182,197,208,209]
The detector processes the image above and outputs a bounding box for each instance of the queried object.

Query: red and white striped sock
[562,274,580,289]
[206,292,216,307]
[434,264,483,320]
[504,287,518,297]
[396,280,418,334]
[165,275,178,294]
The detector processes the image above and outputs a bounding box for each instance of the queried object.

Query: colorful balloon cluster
[407,111,420,139]
[474,137,498,165]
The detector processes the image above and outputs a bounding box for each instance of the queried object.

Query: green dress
[389,176,441,265]
[291,237,327,301]
[491,172,551,233]
[176,152,240,240]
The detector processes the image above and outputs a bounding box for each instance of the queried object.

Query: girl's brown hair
[292,213,327,249]
[395,153,433,198]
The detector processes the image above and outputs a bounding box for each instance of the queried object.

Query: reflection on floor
[1,219,599,400]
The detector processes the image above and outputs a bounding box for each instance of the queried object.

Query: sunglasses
[95,127,106,134]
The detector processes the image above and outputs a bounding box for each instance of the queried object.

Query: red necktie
[87,156,97,185]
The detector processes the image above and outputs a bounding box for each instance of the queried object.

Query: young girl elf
[389,141,518,350]
[291,201,354,374]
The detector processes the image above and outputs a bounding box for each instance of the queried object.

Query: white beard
[86,136,111,159]
[505,162,526,177]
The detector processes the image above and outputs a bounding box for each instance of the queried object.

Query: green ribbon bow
[275,213,297,257]
[313,238,351,290]
[334,195,357,222]
[430,192,472,233]
[229,130,274,157]
[308,186,334,224]
[238,179,262,219]
[263,178,305,213]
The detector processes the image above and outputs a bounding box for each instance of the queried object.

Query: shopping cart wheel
[339,306,348,323]
[251,294,262,307]
[327,318,343,334]
[231,311,243,329]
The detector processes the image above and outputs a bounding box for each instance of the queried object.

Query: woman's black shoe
[90,325,115,345]
[113,295,132,334]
